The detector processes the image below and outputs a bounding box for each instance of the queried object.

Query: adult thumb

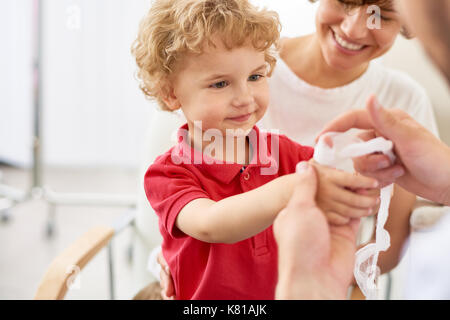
[366,95,409,144]
[287,162,318,210]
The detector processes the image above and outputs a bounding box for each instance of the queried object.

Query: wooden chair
[34,226,115,299]
[34,210,141,300]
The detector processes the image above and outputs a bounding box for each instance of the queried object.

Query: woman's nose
[340,7,370,40]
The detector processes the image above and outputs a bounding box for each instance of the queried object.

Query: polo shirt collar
[172,124,279,184]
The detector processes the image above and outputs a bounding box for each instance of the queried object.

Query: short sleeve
[144,162,210,238]
[297,143,314,162]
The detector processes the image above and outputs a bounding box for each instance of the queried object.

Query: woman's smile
[330,28,368,56]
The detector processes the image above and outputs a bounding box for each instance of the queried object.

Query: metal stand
[0,0,136,237]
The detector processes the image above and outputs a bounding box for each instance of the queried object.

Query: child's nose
[232,85,254,107]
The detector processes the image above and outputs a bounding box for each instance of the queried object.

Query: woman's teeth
[334,32,365,51]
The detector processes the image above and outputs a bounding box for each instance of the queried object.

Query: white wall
[42,0,154,168]
[251,0,319,37]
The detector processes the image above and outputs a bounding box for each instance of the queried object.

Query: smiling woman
[309,0,404,79]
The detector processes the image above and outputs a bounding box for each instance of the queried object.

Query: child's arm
[176,165,379,244]
[176,173,298,244]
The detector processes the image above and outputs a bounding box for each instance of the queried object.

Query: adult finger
[356,129,378,142]
[288,161,319,209]
[316,109,374,143]
[353,153,394,173]
[356,164,405,187]
[366,95,413,143]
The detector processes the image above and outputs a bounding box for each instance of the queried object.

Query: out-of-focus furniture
[35,210,135,299]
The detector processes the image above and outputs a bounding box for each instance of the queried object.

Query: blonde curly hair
[131,0,281,111]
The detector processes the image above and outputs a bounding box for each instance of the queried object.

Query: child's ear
[161,85,181,111]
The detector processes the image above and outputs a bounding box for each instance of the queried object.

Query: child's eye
[248,74,263,81]
[210,81,228,89]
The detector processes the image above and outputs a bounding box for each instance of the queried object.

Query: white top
[260,58,439,146]
[404,207,450,299]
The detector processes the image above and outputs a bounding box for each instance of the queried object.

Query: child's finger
[318,165,379,189]
[354,187,380,197]
[340,172,379,189]
[330,184,379,209]
[326,211,351,225]
[327,201,373,218]
[159,269,167,297]
[158,260,175,299]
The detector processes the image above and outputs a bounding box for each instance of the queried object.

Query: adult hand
[157,250,175,300]
[274,162,360,299]
[318,95,450,205]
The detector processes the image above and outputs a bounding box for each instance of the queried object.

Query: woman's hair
[131,0,281,111]
[308,0,412,38]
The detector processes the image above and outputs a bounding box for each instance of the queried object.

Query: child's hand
[310,160,380,225]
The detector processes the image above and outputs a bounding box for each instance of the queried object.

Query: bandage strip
[313,130,395,300]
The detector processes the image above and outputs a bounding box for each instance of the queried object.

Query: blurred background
[0,0,449,300]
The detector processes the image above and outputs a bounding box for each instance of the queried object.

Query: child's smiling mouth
[227,112,253,123]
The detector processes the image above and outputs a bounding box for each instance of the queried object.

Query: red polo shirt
[144,124,314,300]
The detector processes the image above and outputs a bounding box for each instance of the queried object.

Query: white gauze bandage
[313,129,395,300]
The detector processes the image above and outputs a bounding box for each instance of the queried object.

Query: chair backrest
[34,226,114,300]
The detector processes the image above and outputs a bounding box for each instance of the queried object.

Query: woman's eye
[210,81,228,89]
[373,11,392,21]
[337,0,352,9]
[248,74,263,81]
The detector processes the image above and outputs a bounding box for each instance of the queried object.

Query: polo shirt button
[243,173,250,181]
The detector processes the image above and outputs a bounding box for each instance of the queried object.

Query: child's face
[316,0,402,71]
[165,39,270,136]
